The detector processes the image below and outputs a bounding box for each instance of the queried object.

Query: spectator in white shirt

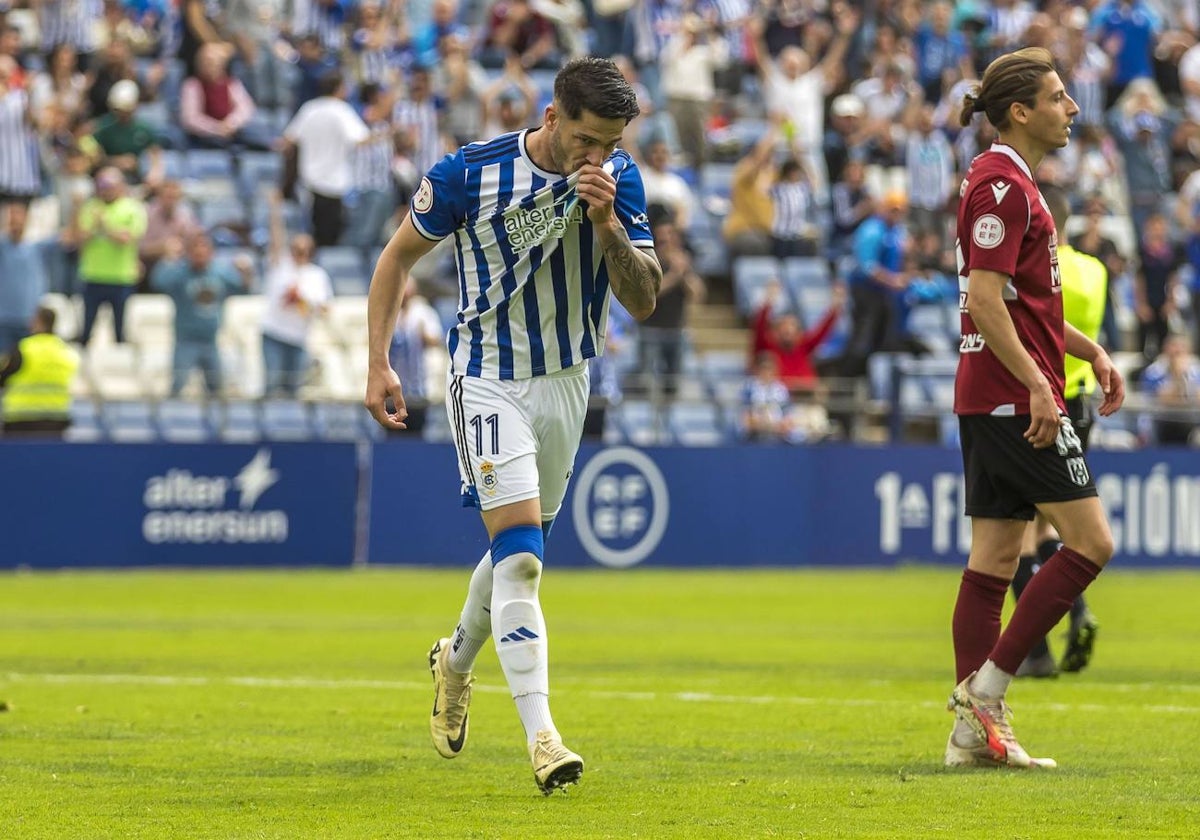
[638,138,695,231]
[750,4,856,197]
[260,190,333,396]
[1179,40,1200,123]
[282,71,370,246]
[660,13,728,170]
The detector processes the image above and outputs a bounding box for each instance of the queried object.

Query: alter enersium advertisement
[0,443,358,568]
[2,442,1198,568]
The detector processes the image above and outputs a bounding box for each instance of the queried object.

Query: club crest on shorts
[479,460,497,495]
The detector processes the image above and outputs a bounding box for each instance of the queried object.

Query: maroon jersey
[954,144,1065,415]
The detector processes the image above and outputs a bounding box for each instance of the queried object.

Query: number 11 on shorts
[470,413,500,456]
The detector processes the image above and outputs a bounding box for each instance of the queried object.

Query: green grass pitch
[1,566,1198,839]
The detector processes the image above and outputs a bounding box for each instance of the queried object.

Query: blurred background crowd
[0,0,1199,447]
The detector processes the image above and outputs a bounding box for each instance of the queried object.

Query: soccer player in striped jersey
[364,57,660,794]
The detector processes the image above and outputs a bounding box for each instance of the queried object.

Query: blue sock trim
[491,525,544,564]
[541,518,554,542]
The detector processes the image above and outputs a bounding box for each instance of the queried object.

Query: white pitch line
[5,672,1200,714]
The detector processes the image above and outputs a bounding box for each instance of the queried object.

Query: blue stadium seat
[699,162,737,198]
[793,284,833,330]
[317,247,368,296]
[732,255,782,317]
[668,402,726,446]
[187,149,236,180]
[160,149,188,180]
[237,151,284,198]
[197,197,250,246]
[691,234,729,280]
[66,399,105,442]
[907,304,953,354]
[103,400,158,442]
[213,400,262,442]
[781,257,830,291]
[197,197,249,230]
[312,401,363,441]
[156,399,214,442]
[613,399,667,446]
[260,399,313,440]
[137,100,184,149]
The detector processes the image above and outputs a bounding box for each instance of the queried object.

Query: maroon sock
[990,547,1102,674]
[953,568,1010,683]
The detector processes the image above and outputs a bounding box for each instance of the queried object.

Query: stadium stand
[1,0,1194,447]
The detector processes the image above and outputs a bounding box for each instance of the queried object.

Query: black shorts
[959,413,1098,520]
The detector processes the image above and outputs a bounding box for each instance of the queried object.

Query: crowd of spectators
[0,0,1196,446]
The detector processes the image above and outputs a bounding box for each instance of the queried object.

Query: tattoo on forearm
[603,231,661,314]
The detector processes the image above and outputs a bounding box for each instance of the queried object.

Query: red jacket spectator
[751,285,845,392]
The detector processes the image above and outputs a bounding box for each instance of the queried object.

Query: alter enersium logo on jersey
[141,449,288,544]
[572,447,669,569]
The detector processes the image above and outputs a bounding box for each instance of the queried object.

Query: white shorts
[446,362,590,517]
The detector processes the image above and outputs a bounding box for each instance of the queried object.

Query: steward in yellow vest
[0,306,80,437]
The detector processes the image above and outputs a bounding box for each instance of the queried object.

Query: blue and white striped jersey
[410,130,654,380]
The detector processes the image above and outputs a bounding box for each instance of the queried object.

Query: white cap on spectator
[108,79,139,112]
[1065,7,1088,29]
[831,94,865,118]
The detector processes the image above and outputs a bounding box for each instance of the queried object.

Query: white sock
[448,553,492,674]
[491,552,550,696]
[970,660,1013,700]
[447,625,486,675]
[515,693,556,744]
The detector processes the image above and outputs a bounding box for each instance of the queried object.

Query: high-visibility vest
[1059,244,1108,400]
[1,333,80,422]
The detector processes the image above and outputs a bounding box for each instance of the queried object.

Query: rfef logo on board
[571,447,669,568]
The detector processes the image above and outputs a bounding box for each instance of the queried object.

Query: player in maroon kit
[945,47,1125,769]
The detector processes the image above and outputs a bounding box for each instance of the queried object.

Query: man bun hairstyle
[554,57,640,124]
[959,47,1056,130]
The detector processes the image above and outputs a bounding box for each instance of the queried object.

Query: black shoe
[1015,651,1059,679]
[1060,614,1099,673]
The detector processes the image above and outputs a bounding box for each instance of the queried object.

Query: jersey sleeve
[611,156,654,245]
[961,176,1030,279]
[409,150,468,242]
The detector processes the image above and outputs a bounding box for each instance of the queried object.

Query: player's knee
[491,524,544,572]
[495,553,542,586]
[1062,527,1114,567]
[1084,528,1115,566]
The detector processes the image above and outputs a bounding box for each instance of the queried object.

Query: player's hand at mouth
[575,163,618,227]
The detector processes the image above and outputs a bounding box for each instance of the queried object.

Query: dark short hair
[317,71,343,98]
[778,158,803,179]
[554,57,640,123]
[960,47,1056,130]
[359,82,382,105]
[35,306,56,333]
